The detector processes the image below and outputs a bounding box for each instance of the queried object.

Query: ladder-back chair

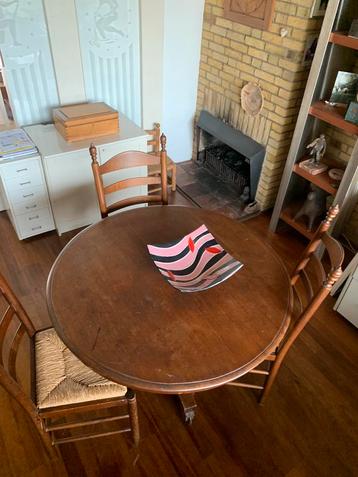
[0,272,139,456]
[90,134,168,218]
[226,205,344,403]
[146,123,177,192]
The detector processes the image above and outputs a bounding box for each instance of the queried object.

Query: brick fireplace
[194,0,323,211]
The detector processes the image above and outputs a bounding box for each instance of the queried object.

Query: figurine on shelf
[307,134,327,165]
[299,134,328,175]
[294,184,327,231]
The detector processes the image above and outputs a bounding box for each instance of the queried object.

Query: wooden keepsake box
[53,102,119,142]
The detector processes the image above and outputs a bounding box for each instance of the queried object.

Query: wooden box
[53,102,119,142]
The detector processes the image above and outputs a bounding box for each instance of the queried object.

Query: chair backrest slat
[107,194,163,214]
[90,132,168,218]
[0,306,14,365]
[104,176,162,195]
[8,323,25,380]
[146,123,160,155]
[99,151,160,174]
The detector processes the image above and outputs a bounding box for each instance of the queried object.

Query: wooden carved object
[224,0,276,30]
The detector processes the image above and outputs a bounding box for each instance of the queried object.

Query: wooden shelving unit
[293,163,338,196]
[330,31,358,50]
[270,0,358,240]
[309,101,358,135]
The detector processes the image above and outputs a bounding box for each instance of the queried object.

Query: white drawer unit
[0,154,55,240]
[2,158,42,180]
[25,114,150,235]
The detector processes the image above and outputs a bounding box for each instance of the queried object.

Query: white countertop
[24,113,149,158]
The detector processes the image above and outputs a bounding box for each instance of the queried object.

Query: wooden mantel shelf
[330,32,358,50]
[309,101,358,136]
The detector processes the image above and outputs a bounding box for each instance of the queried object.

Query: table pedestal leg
[178,394,197,424]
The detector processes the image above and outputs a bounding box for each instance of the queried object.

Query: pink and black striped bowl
[147,224,243,292]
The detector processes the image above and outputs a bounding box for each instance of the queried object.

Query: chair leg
[171,165,177,192]
[38,424,61,461]
[127,390,140,446]
[259,353,284,405]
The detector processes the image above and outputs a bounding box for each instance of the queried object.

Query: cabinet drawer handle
[31,225,42,231]
[28,215,39,221]
[22,193,34,198]
[25,204,37,210]
[20,181,31,186]
[16,168,28,173]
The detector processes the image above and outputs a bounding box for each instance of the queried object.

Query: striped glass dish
[147,224,243,292]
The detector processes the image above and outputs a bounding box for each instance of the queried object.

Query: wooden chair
[146,123,177,192]
[226,205,344,404]
[0,272,139,457]
[90,134,168,218]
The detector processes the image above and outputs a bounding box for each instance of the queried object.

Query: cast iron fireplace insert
[195,110,265,202]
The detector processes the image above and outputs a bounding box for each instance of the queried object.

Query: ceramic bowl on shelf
[328,168,344,181]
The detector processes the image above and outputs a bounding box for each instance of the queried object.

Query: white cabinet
[25,114,149,235]
[0,154,55,239]
[42,149,101,234]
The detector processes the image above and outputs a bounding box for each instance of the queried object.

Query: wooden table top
[47,206,291,394]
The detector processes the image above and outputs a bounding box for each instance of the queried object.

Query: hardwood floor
[0,191,357,477]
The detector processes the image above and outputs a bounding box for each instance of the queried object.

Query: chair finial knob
[322,204,339,231]
[89,143,98,164]
[324,266,342,289]
[160,133,167,152]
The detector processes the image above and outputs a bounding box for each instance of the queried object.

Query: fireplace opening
[198,134,250,197]
[195,110,265,203]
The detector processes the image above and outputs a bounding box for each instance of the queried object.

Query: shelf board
[309,101,358,136]
[330,31,358,50]
[293,163,338,196]
[280,202,315,240]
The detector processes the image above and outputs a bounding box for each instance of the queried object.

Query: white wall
[162,0,205,163]
[44,0,165,128]
[44,0,86,105]
[140,0,165,129]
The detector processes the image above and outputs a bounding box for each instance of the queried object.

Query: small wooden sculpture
[294,184,327,231]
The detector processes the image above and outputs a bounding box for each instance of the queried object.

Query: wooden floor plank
[0,190,357,476]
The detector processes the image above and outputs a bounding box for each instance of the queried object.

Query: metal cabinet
[0,154,55,239]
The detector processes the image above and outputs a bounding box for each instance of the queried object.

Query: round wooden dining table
[47,206,291,422]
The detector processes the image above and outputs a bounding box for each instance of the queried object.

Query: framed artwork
[302,34,319,66]
[329,72,358,105]
[224,0,276,31]
[345,101,358,126]
[310,0,328,18]
[348,19,358,39]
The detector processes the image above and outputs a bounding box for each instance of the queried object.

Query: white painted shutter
[75,0,142,126]
[0,0,59,126]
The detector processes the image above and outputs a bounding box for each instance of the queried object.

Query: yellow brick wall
[195,0,358,245]
[195,0,323,209]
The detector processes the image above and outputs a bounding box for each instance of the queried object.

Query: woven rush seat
[35,328,127,409]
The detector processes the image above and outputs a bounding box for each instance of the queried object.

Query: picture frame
[310,0,328,18]
[224,0,275,31]
[344,101,358,126]
[302,34,319,66]
[329,72,358,105]
[348,19,358,39]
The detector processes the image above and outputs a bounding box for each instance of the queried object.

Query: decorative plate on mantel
[147,224,243,292]
[241,82,264,117]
